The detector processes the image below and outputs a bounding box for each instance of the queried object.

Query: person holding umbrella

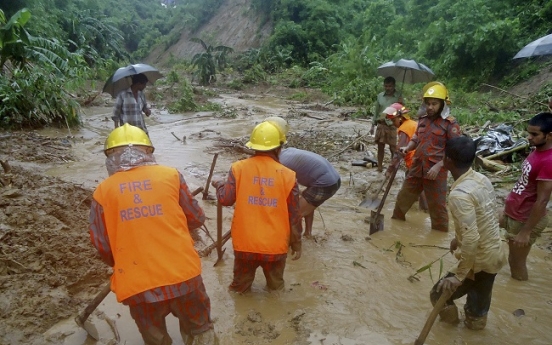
[371,76,404,172]
[112,73,152,134]
[392,83,461,232]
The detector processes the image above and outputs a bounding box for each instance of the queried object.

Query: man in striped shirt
[112,73,152,134]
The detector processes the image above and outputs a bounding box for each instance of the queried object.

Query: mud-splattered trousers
[392,114,461,232]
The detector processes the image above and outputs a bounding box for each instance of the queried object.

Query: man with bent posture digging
[430,136,506,330]
[89,124,216,344]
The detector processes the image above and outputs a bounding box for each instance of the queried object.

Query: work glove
[437,276,462,293]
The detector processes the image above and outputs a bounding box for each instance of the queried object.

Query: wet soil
[1,86,551,345]
[0,133,110,344]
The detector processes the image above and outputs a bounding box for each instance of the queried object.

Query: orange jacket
[93,165,201,302]
[230,155,296,255]
[399,119,417,168]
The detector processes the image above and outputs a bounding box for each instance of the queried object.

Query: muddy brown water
[32,93,552,344]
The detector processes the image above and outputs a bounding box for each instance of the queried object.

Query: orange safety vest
[399,119,418,168]
[230,155,296,255]
[93,165,201,302]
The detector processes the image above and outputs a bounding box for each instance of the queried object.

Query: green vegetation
[1,0,551,128]
[190,37,233,85]
[0,8,83,127]
[0,0,224,128]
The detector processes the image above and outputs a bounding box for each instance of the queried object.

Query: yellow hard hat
[423,82,451,104]
[246,122,284,151]
[423,84,448,101]
[104,123,154,155]
[264,116,289,143]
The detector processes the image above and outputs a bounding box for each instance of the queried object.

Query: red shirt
[504,148,552,222]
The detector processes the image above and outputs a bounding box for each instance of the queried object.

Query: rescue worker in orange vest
[384,103,428,211]
[211,122,302,293]
[264,115,341,238]
[88,124,216,345]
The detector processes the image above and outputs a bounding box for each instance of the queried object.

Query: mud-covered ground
[1,86,551,345]
[0,133,110,344]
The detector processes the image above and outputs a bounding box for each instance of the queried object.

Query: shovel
[74,282,111,340]
[369,160,400,234]
[359,173,391,208]
[359,158,400,209]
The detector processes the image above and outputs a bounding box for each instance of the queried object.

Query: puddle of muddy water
[41,94,552,345]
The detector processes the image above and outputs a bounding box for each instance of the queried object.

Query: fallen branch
[191,186,204,196]
[355,118,372,123]
[485,142,529,160]
[83,91,101,106]
[305,113,325,120]
[171,132,182,141]
[475,155,509,173]
[326,133,370,160]
[409,244,449,250]
[198,230,231,257]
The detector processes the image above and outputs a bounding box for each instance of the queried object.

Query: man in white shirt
[430,136,507,330]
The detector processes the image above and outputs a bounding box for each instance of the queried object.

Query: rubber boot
[464,313,487,330]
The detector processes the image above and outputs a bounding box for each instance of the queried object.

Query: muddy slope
[148,0,273,65]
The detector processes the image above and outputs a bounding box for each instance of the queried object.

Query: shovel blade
[359,197,381,208]
[369,210,384,234]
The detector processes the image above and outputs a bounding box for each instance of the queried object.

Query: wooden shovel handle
[414,288,454,345]
[374,159,401,215]
[75,282,111,327]
[216,201,223,257]
[203,153,219,199]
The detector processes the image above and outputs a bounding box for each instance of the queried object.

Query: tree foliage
[190,37,233,85]
[0,9,82,128]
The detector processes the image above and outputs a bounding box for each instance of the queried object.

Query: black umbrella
[513,33,552,59]
[102,63,164,98]
[377,59,435,92]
